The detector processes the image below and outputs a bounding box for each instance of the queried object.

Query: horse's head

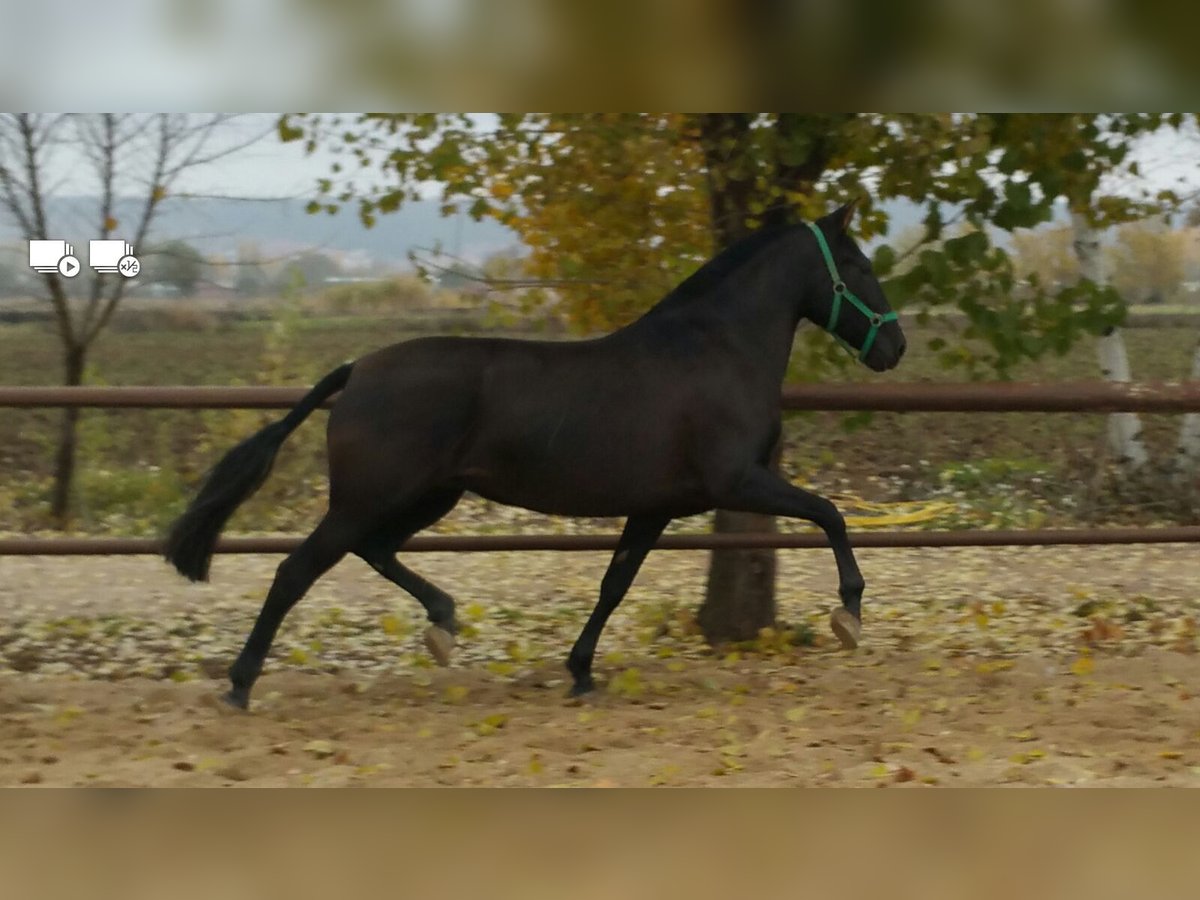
[806,201,906,372]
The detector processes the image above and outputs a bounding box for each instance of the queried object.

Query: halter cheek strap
[806,222,898,363]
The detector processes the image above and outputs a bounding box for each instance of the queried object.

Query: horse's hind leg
[366,556,460,665]
[226,511,361,709]
[355,489,464,665]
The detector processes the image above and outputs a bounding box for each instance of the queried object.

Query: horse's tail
[164,362,354,582]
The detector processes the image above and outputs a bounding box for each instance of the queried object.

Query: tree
[281,112,1184,642]
[277,251,340,292]
[1010,225,1080,294]
[1106,219,1187,305]
[234,241,267,298]
[0,114,266,523]
[148,239,207,295]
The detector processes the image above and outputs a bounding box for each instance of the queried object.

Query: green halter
[806,222,898,363]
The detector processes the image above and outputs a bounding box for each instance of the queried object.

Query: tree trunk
[50,343,85,526]
[699,435,783,641]
[696,114,779,643]
[1071,211,1148,471]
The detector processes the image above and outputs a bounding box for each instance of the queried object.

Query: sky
[40,114,342,200]
[8,114,1199,269]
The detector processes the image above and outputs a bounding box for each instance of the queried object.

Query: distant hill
[0,195,519,269]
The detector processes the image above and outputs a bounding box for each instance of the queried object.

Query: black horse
[165,202,905,709]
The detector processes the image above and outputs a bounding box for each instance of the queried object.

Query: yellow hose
[791,481,958,528]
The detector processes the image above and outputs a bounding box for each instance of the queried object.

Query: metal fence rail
[2,527,1200,557]
[3,381,1200,412]
[2,381,1199,557]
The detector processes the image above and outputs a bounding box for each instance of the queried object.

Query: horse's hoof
[221,689,250,711]
[566,678,595,700]
[424,625,456,667]
[830,608,861,650]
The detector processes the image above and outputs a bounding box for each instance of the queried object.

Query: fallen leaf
[923,746,957,765]
[1070,656,1095,677]
[303,740,336,759]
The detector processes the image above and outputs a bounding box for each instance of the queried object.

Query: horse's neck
[709,254,814,383]
[625,240,817,383]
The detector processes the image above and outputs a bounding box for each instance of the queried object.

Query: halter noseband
[806,222,898,363]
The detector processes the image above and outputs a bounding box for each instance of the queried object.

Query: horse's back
[324,330,760,517]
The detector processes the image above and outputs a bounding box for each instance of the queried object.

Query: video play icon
[57,255,81,278]
[29,239,76,275]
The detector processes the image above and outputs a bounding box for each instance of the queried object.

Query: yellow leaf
[505,641,527,662]
[902,708,922,729]
[380,614,403,636]
[528,754,544,775]
[784,706,807,723]
[648,764,679,786]
[1070,656,1095,677]
[922,658,942,672]
[1009,750,1044,765]
[288,647,308,665]
[465,603,486,621]
[1010,730,1036,742]
[870,763,890,778]
[53,706,85,725]
[104,216,118,231]
[303,740,335,759]
[966,747,985,762]
[607,668,644,698]
[443,685,469,704]
[1159,750,1183,760]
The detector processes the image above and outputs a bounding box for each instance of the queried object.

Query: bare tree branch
[79,113,118,338]
[11,114,77,348]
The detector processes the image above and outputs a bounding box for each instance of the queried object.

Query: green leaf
[277,115,305,143]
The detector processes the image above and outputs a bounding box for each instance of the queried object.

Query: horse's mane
[641,224,797,319]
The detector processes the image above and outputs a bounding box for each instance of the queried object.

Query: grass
[1,309,1197,534]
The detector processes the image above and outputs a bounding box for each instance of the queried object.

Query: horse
[165,201,905,709]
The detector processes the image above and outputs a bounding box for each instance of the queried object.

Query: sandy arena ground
[2,544,1199,786]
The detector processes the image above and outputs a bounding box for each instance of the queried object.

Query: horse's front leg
[566,514,671,696]
[714,466,864,648]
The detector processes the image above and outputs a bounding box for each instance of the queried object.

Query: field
[2,307,1199,786]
